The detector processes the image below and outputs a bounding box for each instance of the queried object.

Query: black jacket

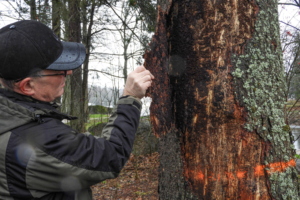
[0,89,141,200]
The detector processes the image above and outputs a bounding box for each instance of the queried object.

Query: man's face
[30,69,72,102]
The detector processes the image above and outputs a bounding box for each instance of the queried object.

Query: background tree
[145,0,299,199]
[68,0,84,132]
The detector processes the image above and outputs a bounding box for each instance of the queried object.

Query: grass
[84,114,109,131]
[85,115,150,132]
[89,114,109,118]
[286,100,300,108]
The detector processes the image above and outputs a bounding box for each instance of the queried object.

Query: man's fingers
[134,65,146,73]
[140,74,152,83]
[142,81,152,89]
[136,70,151,79]
[132,66,154,80]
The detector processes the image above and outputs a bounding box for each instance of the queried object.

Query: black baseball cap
[0,20,86,80]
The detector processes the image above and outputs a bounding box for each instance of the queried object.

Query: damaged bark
[145,0,300,199]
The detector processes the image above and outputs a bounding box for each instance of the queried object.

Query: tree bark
[145,0,300,199]
[61,0,71,115]
[29,0,37,20]
[52,0,61,38]
[52,0,62,105]
[81,0,97,123]
[68,0,84,132]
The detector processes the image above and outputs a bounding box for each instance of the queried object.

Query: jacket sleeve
[17,96,141,194]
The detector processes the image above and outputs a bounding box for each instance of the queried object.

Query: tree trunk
[52,0,61,38]
[81,0,96,123]
[68,0,84,132]
[145,0,300,199]
[29,0,37,20]
[52,0,62,105]
[61,0,71,115]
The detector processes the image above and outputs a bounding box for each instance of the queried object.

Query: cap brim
[47,41,86,70]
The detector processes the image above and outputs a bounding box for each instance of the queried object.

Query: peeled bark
[145,0,300,199]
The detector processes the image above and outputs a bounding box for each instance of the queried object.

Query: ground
[91,152,159,200]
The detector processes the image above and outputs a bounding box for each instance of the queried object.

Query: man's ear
[18,78,35,96]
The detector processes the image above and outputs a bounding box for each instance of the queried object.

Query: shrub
[89,105,107,114]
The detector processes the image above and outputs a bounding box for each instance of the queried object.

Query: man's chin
[56,89,64,99]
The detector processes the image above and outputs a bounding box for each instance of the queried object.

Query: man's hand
[123,66,154,99]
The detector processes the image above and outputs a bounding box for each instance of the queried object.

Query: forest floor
[91,152,159,200]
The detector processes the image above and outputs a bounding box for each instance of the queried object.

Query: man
[0,20,154,199]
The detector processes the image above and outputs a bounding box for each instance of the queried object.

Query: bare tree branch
[104,0,144,45]
[5,0,25,20]
[280,20,300,32]
[89,69,125,78]
[278,2,299,6]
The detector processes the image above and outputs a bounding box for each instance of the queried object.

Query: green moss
[283,125,290,132]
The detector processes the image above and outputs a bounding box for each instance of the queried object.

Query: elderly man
[0,20,153,199]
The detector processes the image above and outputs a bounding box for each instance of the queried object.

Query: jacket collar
[0,88,77,120]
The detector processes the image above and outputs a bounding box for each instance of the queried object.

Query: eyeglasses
[39,71,67,78]
[14,71,67,82]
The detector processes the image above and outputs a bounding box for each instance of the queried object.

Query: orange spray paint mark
[237,171,246,179]
[255,159,296,177]
[197,170,204,180]
[267,159,296,174]
[189,160,295,183]
[255,165,265,177]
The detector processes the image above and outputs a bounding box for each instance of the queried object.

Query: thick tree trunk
[145,0,300,199]
[68,0,84,132]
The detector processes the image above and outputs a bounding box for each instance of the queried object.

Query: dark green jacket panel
[0,89,142,199]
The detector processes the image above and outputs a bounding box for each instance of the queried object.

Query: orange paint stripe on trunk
[255,159,296,177]
[267,159,296,174]
[189,160,296,182]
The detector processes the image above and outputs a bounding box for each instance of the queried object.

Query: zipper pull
[35,114,45,124]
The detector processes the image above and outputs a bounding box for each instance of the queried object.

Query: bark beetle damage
[144,5,172,136]
[168,0,265,199]
[144,0,288,199]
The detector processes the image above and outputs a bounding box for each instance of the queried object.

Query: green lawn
[89,114,109,118]
[287,100,300,108]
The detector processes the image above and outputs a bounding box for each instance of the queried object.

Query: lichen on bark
[231,0,300,198]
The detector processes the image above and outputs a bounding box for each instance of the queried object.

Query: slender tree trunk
[145,0,300,199]
[52,0,61,38]
[123,47,128,84]
[68,0,84,132]
[61,0,71,115]
[29,0,37,20]
[52,0,62,105]
[81,0,96,123]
